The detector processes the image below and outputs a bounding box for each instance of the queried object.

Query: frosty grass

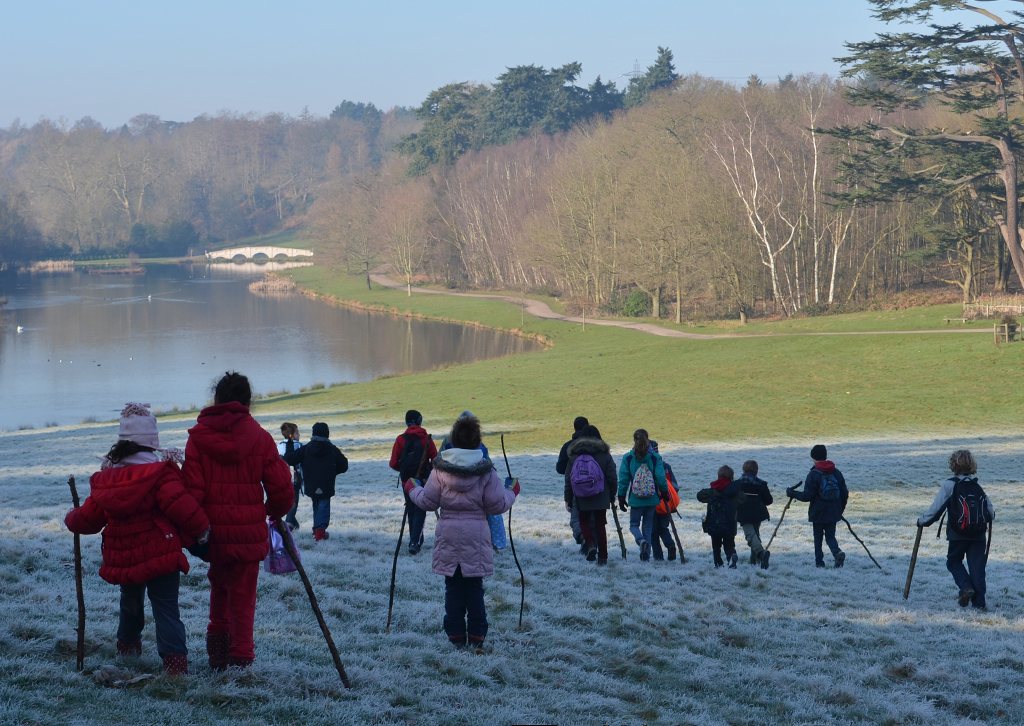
[1,416,1022,726]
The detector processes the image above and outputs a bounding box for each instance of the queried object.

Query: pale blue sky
[1,0,893,128]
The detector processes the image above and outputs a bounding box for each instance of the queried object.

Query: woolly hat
[459,410,475,420]
[810,444,827,461]
[405,409,423,426]
[649,440,659,453]
[573,416,589,432]
[312,422,330,438]
[119,403,160,449]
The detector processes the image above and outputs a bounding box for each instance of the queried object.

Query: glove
[659,490,670,504]
[187,540,210,559]
[618,496,628,512]
[403,478,421,494]
[565,502,572,513]
[785,487,796,498]
[197,527,210,545]
[505,477,520,496]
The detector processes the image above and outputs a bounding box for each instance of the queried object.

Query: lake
[0,263,539,430]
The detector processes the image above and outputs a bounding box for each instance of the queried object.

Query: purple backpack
[264,521,300,575]
[570,454,606,498]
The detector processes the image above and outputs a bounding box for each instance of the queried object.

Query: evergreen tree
[330,100,383,136]
[396,83,489,175]
[624,47,678,108]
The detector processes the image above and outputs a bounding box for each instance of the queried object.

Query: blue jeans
[629,506,656,550]
[444,565,487,644]
[117,571,186,656]
[310,497,331,531]
[947,539,987,607]
[404,489,426,547]
[813,522,843,564]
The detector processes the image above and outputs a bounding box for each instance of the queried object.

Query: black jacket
[284,437,348,498]
[735,473,773,524]
[789,463,848,524]
[563,437,617,512]
[555,431,583,475]
[697,480,741,534]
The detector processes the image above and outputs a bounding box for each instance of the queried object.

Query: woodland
[4,1,1024,321]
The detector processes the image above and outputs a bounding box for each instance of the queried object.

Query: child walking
[65,403,210,675]
[563,425,618,564]
[617,429,668,562]
[649,441,680,561]
[283,421,348,541]
[278,422,303,531]
[390,409,438,554]
[698,465,740,568]
[405,415,518,650]
[735,460,773,569]
[787,445,849,568]
[183,372,294,670]
[917,450,994,609]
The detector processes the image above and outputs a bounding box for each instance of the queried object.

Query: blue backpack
[819,472,841,502]
[703,497,734,535]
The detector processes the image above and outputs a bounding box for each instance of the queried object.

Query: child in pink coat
[405,415,519,649]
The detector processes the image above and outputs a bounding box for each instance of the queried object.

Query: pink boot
[162,653,188,676]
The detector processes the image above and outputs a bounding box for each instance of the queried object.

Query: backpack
[264,522,300,575]
[656,471,680,515]
[703,497,734,535]
[629,456,658,499]
[818,471,841,502]
[946,477,990,538]
[570,454,606,498]
[398,433,429,482]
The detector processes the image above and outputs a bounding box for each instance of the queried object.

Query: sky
[0,0,895,129]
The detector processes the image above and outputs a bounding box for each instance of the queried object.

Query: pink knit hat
[118,402,160,449]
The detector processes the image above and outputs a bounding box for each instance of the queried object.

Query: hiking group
[63,380,995,678]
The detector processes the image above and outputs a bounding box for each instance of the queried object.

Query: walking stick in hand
[500,435,526,628]
[610,499,627,559]
[764,483,799,552]
[842,516,883,570]
[273,519,351,688]
[386,435,431,635]
[68,475,86,672]
[903,525,923,600]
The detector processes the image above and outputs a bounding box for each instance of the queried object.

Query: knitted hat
[119,403,160,449]
[810,444,827,461]
[312,422,330,438]
[406,410,423,426]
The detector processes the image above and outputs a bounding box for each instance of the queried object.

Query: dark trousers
[813,522,843,564]
[118,571,186,656]
[947,539,987,607]
[444,565,487,645]
[310,497,331,531]
[651,513,675,560]
[569,500,596,546]
[285,479,301,528]
[710,534,736,565]
[578,509,608,560]
[404,490,426,546]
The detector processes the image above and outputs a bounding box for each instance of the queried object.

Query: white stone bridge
[206,246,313,260]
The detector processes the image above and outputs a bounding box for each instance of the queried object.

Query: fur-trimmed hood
[567,437,610,458]
[433,449,494,480]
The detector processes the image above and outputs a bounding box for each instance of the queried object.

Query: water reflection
[0,264,539,429]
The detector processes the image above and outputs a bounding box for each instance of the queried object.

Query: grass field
[3,421,1022,726]
[259,266,1024,453]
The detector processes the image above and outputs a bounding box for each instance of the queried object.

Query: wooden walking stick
[903,525,923,600]
[68,475,86,672]
[841,516,883,570]
[273,519,351,688]
[500,435,526,628]
[667,513,686,564]
[386,435,431,635]
[764,484,798,552]
[985,521,993,564]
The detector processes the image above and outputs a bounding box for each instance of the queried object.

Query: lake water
[0,263,539,430]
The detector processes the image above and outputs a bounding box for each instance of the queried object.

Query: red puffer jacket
[65,461,209,586]
[182,402,293,564]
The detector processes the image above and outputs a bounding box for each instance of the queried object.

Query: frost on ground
[1,416,1023,726]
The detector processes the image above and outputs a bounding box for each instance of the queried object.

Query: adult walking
[284,422,348,542]
[556,416,590,552]
[183,372,293,670]
[616,429,668,562]
[389,409,438,554]
[787,445,849,568]
[405,415,518,650]
[917,450,994,609]
[563,425,617,564]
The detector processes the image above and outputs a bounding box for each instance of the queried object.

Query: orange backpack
[656,474,680,515]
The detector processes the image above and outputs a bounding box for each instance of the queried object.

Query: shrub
[622,289,651,318]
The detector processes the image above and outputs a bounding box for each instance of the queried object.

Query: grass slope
[3,422,1022,726]
[264,267,1024,452]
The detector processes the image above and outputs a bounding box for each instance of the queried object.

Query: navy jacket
[735,473,773,524]
[789,462,848,524]
[556,431,582,475]
[284,437,348,498]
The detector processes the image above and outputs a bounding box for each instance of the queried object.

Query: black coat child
[735,472,773,524]
[789,461,848,524]
[563,437,617,512]
[284,436,348,498]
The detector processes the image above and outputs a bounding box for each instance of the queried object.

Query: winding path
[370,272,993,340]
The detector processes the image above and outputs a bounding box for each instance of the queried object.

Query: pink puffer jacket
[408,449,515,577]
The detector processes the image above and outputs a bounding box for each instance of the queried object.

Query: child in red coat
[182,372,293,670]
[65,403,210,675]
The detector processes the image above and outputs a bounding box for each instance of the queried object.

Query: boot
[162,653,188,676]
[667,543,677,561]
[227,655,254,670]
[314,529,328,542]
[207,632,230,671]
[958,588,975,607]
[834,552,846,569]
[116,639,142,657]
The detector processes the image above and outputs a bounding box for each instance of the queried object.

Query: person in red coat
[389,409,438,554]
[182,372,293,670]
[65,403,210,676]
